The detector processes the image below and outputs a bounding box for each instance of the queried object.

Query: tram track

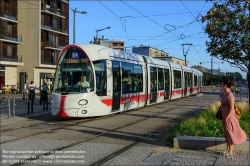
[1,88,218,144]
[9,89,219,166]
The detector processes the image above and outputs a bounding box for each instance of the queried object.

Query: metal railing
[45,41,59,48]
[41,24,68,34]
[0,34,22,42]
[0,96,15,118]
[0,92,51,118]
[0,12,17,21]
[0,55,22,63]
[44,41,66,50]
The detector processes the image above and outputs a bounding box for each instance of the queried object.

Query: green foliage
[202,0,250,74]
[166,101,250,145]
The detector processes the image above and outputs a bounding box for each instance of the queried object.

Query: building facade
[192,65,209,73]
[132,45,168,57]
[161,56,189,66]
[0,0,69,91]
[0,0,24,88]
[92,35,124,50]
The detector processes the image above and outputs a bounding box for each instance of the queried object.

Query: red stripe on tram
[57,96,69,118]
[101,99,113,106]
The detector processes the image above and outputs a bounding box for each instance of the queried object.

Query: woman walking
[220,79,247,157]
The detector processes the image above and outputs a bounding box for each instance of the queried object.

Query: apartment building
[0,0,23,88]
[132,45,169,57]
[158,56,189,66]
[92,35,125,50]
[0,0,69,91]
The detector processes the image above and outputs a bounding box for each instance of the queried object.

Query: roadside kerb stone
[174,136,250,151]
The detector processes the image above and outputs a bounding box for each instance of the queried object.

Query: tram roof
[142,56,170,67]
[76,44,144,62]
[181,65,193,72]
[191,68,203,75]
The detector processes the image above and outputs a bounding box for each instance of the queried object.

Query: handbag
[234,105,241,120]
[216,106,222,120]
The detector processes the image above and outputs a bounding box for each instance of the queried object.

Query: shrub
[166,101,250,145]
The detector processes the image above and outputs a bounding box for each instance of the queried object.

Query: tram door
[164,69,170,100]
[112,61,121,112]
[184,72,188,96]
[150,67,157,103]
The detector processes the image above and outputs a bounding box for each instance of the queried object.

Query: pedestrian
[220,78,247,157]
[40,80,48,104]
[27,81,37,101]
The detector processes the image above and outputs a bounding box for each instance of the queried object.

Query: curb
[174,136,250,152]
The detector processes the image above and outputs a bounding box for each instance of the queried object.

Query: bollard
[8,96,10,118]
[12,96,15,117]
[28,92,30,114]
[31,92,34,113]
[43,91,48,111]
[23,91,25,101]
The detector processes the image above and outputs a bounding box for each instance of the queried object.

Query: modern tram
[51,44,203,118]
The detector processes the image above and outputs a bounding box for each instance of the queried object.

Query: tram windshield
[53,47,94,94]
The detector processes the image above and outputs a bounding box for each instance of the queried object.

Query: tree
[202,0,250,105]
[233,72,243,81]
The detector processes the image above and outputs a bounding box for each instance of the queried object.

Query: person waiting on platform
[27,81,37,100]
[40,80,48,104]
[77,76,90,88]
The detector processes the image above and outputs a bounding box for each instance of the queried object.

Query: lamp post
[95,27,110,44]
[181,43,192,66]
[71,8,87,44]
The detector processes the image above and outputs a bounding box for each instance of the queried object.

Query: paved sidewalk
[139,147,250,166]
[0,93,51,125]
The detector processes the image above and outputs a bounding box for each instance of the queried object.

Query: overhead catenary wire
[98,0,129,40]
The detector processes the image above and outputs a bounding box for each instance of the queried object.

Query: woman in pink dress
[220,79,247,156]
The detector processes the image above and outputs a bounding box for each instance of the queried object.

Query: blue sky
[69,0,246,78]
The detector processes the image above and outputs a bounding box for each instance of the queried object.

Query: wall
[5,66,17,86]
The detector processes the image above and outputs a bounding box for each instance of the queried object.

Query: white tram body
[51,44,203,118]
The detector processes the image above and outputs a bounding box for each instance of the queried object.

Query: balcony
[41,5,65,18]
[0,55,22,63]
[0,12,17,23]
[44,41,64,50]
[41,24,68,35]
[41,53,57,65]
[0,34,22,44]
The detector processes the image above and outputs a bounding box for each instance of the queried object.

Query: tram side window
[158,68,164,90]
[194,75,198,86]
[173,70,181,89]
[93,60,107,96]
[122,62,133,94]
[150,67,157,91]
[133,64,143,92]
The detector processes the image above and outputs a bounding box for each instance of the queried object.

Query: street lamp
[95,27,110,43]
[181,43,192,66]
[71,8,87,44]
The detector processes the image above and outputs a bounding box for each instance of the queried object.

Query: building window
[7,4,12,15]
[7,45,12,57]
[7,24,12,36]
[41,14,44,25]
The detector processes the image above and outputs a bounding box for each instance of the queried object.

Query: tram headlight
[78,99,88,106]
[81,110,87,114]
